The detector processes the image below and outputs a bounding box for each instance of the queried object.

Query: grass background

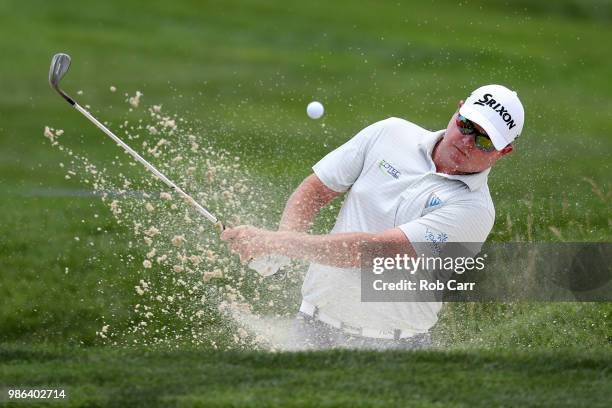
[0,0,610,406]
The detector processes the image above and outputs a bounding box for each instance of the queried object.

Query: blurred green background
[0,0,610,406]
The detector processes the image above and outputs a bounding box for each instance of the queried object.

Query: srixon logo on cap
[474,93,516,129]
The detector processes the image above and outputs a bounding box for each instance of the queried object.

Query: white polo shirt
[303,117,495,334]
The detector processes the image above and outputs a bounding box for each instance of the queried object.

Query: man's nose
[460,133,474,150]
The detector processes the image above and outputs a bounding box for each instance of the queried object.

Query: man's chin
[449,156,468,170]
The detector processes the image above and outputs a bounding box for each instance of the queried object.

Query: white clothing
[302,117,494,333]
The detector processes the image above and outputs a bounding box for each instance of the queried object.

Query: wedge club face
[49,53,75,105]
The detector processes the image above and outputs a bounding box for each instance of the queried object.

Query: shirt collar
[418,130,490,192]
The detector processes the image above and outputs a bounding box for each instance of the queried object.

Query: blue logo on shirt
[426,194,443,208]
[378,159,400,179]
[424,228,448,256]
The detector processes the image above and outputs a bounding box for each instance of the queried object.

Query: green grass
[0,0,611,405]
[1,343,610,407]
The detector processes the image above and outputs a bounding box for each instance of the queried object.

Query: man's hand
[221,225,275,263]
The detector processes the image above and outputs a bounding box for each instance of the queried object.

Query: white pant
[291,312,432,351]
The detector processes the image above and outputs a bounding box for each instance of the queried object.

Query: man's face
[436,101,512,174]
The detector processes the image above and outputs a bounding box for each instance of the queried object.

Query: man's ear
[500,145,513,155]
[458,100,464,109]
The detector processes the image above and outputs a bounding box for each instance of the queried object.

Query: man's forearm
[269,231,374,268]
[221,224,413,268]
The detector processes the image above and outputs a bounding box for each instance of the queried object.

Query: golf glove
[248,255,290,277]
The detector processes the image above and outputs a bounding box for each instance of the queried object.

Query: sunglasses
[456,114,496,152]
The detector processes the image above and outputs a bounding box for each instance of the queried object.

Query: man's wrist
[266,230,300,256]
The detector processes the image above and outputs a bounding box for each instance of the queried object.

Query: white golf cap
[459,84,524,150]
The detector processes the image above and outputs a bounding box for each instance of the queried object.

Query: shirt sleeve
[312,120,386,192]
[398,201,494,257]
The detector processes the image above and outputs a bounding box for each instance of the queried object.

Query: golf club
[48,53,287,276]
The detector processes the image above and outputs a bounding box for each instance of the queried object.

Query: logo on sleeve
[378,159,400,179]
[424,227,448,256]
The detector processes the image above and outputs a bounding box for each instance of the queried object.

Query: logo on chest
[378,159,401,179]
[422,192,444,216]
[426,193,443,208]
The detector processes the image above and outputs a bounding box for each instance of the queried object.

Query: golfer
[222,84,524,349]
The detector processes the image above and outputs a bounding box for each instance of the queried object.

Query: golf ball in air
[307,101,324,119]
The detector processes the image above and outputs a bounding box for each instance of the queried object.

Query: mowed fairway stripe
[0,345,610,407]
[12,188,163,199]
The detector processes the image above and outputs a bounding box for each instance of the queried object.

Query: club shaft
[73,103,221,226]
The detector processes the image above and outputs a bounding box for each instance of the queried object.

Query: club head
[49,53,71,89]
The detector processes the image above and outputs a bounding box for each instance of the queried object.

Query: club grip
[248,255,290,277]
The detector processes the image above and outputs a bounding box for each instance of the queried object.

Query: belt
[299,300,422,340]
